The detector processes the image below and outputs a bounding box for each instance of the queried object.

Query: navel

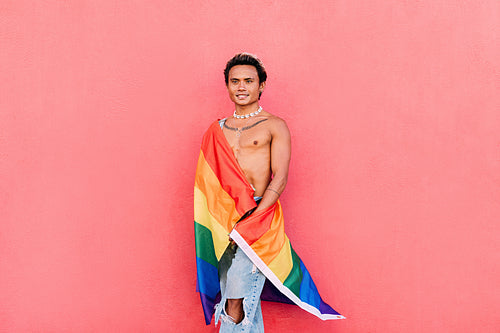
[253,140,258,145]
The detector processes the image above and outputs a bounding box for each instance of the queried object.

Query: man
[218,53,290,331]
[194,53,343,333]
[220,53,291,216]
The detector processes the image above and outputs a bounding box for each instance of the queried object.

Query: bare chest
[222,119,271,156]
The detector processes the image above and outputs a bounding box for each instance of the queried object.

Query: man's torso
[220,112,277,197]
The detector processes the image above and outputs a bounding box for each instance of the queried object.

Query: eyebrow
[230,77,255,81]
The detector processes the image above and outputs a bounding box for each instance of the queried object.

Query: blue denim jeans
[215,244,266,332]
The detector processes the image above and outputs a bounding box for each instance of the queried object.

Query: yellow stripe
[195,151,241,231]
[194,187,231,261]
[267,236,293,283]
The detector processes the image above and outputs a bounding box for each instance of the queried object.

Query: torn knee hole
[225,298,245,324]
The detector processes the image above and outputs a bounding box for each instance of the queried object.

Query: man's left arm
[254,118,291,213]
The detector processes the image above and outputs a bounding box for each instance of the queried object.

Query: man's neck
[234,103,260,116]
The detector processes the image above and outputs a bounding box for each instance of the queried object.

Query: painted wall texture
[1,1,499,332]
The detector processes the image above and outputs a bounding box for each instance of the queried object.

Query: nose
[237,81,246,90]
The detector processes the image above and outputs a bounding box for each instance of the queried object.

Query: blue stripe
[196,256,220,297]
[299,260,321,309]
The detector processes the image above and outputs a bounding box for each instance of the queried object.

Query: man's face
[226,65,265,107]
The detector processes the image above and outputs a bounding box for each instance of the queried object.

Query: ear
[259,81,266,93]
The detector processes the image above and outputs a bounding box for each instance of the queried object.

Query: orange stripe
[249,203,286,264]
[235,202,287,265]
[195,150,241,231]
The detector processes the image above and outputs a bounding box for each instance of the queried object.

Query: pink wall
[1,1,499,332]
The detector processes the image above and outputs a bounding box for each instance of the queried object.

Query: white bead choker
[233,106,262,119]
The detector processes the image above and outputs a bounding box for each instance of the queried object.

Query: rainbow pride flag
[194,120,344,325]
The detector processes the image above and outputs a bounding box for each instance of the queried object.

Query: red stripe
[201,121,256,216]
[234,203,276,245]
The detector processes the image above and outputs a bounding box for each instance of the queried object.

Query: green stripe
[283,244,302,297]
[194,221,218,267]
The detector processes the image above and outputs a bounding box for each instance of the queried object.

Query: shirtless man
[222,54,291,214]
[215,53,291,331]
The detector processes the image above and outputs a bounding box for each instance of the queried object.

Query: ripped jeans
[215,244,266,332]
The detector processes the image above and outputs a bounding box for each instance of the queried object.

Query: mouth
[236,94,249,100]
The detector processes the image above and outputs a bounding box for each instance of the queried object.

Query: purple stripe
[319,298,341,315]
[198,291,221,325]
[260,279,295,305]
[261,277,341,316]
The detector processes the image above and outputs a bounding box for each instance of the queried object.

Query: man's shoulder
[268,115,287,125]
[258,110,287,125]
[261,113,289,134]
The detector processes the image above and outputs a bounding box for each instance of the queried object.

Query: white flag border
[229,229,345,320]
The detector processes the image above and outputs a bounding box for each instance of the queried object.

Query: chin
[235,99,257,105]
